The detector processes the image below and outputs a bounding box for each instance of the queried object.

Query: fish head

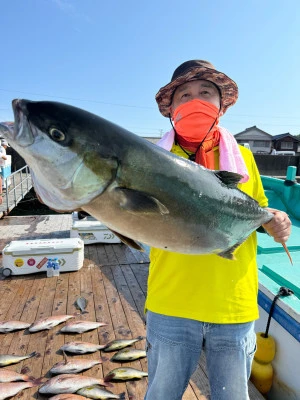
[8,99,118,211]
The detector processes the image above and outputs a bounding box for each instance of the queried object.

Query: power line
[0,88,155,109]
[1,87,300,122]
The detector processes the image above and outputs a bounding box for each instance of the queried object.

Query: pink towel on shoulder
[157,127,249,183]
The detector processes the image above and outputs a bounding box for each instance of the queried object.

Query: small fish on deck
[29,315,75,332]
[50,352,103,374]
[39,374,110,394]
[77,385,126,399]
[74,297,88,314]
[59,320,107,334]
[110,348,147,362]
[104,367,148,382]
[103,336,145,352]
[0,352,36,367]
[49,395,87,400]
[0,381,38,400]
[0,368,41,383]
[60,341,106,354]
[0,320,31,333]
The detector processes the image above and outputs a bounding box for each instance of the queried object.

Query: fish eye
[49,128,65,142]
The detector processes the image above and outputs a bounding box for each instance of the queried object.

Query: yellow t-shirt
[145,145,268,323]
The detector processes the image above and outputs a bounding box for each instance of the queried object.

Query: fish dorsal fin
[214,171,243,188]
[109,230,145,252]
[62,351,68,364]
[113,187,169,215]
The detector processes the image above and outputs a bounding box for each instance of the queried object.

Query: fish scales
[5,99,274,258]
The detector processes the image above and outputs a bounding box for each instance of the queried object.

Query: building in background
[271,133,300,155]
[234,126,273,154]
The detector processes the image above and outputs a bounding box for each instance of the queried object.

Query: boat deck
[0,215,265,400]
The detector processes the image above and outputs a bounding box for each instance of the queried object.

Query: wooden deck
[0,215,265,400]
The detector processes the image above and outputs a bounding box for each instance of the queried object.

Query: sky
[1,0,300,138]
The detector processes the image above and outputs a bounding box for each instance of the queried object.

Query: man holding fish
[0,58,292,399]
[144,60,291,400]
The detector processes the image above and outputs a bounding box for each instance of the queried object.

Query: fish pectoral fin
[110,230,145,252]
[217,241,244,260]
[214,171,243,188]
[114,187,169,215]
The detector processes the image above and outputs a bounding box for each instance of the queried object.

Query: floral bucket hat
[155,60,238,117]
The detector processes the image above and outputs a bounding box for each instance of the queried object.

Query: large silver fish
[5,99,274,258]
[39,374,109,394]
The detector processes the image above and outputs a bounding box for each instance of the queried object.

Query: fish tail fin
[28,351,37,359]
[282,242,293,265]
[72,311,81,316]
[81,310,89,314]
[104,373,115,382]
[31,377,45,385]
[137,335,145,341]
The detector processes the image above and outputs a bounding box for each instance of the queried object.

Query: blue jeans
[144,311,256,400]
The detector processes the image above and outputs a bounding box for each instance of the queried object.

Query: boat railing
[1,165,33,215]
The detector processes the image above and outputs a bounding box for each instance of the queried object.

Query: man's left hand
[262,208,291,243]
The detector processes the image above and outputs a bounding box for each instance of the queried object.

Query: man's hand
[262,208,291,243]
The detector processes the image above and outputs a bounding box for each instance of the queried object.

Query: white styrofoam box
[70,220,121,244]
[2,238,84,276]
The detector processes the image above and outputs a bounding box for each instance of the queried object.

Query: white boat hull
[256,289,300,400]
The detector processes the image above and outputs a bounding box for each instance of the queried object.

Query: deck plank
[0,214,265,400]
